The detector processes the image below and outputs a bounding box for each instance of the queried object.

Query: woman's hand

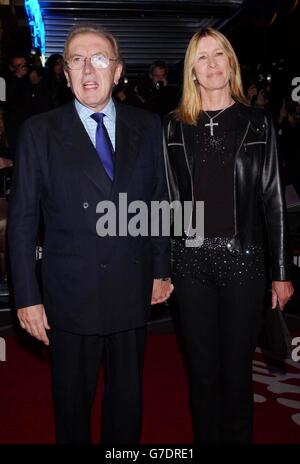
[271,281,294,310]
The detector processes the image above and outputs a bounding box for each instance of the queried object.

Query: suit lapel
[61,101,112,198]
[112,102,141,195]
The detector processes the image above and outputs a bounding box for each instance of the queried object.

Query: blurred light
[267,11,278,26]
[24,0,45,56]
[288,0,300,13]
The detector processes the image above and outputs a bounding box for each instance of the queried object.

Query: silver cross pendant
[205,119,218,136]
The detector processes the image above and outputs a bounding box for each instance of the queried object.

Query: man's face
[29,70,41,85]
[150,66,167,85]
[64,32,122,111]
[10,57,28,78]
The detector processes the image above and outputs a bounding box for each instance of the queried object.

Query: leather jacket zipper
[233,121,250,235]
[180,122,194,237]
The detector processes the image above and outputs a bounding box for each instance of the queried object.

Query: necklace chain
[202,101,234,121]
[202,101,234,136]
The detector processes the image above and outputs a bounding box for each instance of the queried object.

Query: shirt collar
[75,98,116,122]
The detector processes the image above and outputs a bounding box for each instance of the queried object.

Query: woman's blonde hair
[176,27,247,125]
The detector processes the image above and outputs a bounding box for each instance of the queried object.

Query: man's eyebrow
[70,51,106,57]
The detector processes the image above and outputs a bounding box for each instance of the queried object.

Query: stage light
[24,0,45,58]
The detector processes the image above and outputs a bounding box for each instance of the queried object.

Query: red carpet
[0,333,300,444]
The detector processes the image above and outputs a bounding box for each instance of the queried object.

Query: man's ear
[114,63,123,85]
[64,69,71,87]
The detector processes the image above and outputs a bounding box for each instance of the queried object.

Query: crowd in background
[0,51,299,166]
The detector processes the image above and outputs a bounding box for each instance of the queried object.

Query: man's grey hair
[63,23,122,63]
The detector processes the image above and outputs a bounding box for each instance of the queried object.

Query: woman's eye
[198,56,206,60]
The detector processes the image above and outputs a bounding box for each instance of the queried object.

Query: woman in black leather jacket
[163,28,294,444]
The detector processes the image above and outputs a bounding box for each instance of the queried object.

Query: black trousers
[49,325,146,444]
[173,239,266,444]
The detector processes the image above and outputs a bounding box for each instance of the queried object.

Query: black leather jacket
[163,102,291,281]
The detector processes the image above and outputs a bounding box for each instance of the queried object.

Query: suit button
[83,202,89,209]
[100,263,107,269]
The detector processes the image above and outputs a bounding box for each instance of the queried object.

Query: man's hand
[271,281,294,311]
[17,304,50,345]
[151,278,174,305]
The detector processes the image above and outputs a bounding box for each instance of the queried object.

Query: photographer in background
[113,59,146,108]
[0,106,12,284]
[6,55,31,156]
[252,86,271,110]
[137,60,179,117]
[27,66,54,116]
[149,60,169,88]
[0,107,11,163]
[245,73,273,113]
[113,78,146,108]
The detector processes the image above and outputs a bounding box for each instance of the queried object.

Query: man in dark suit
[7,24,173,444]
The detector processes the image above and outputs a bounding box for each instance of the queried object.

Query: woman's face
[54,58,64,75]
[29,70,41,85]
[193,35,231,93]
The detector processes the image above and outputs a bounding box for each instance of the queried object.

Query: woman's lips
[207,72,222,78]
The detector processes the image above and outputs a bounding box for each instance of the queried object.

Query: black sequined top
[193,103,239,237]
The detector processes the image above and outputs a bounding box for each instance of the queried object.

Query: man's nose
[83,57,94,73]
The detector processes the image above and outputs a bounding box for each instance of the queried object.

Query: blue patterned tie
[90,112,115,181]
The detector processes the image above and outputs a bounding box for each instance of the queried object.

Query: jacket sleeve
[150,113,171,278]
[7,120,43,309]
[162,115,181,204]
[261,112,292,281]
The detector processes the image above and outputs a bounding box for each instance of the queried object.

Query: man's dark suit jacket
[7,100,170,335]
